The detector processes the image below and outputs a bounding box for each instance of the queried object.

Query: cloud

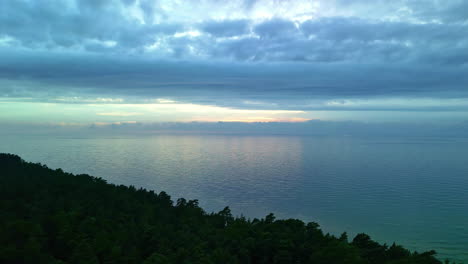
[1,0,467,64]
[200,19,251,37]
[1,0,468,123]
[1,53,467,105]
[254,19,298,39]
[0,99,310,124]
[96,112,143,117]
[0,0,181,52]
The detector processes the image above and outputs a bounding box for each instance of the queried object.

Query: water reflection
[1,134,468,262]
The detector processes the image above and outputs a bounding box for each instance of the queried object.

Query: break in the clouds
[1,0,467,124]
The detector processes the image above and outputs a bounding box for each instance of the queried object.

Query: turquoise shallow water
[1,134,467,262]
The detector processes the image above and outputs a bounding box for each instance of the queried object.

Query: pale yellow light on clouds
[110,102,309,122]
[96,112,144,117]
[0,99,311,124]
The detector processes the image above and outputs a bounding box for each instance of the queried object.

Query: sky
[1,0,467,127]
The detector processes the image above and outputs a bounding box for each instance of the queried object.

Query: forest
[0,153,448,264]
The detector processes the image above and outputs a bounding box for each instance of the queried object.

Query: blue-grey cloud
[0,0,180,52]
[1,50,467,113]
[1,0,468,120]
[254,19,298,39]
[200,20,250,37]
[2,0,467,64]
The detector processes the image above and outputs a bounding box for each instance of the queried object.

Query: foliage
[0,153,445,264]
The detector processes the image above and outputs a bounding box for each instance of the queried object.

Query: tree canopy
[0,153,446,264]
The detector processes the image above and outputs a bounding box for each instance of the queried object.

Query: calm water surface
[1,134,468,262]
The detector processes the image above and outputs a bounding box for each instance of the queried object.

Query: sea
[1,133,467,262]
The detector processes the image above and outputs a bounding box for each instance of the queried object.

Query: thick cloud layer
[1,52,467,110]
[1,0,467,122]
[2,0,467,63]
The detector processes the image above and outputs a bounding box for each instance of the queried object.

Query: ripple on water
[1,134,468,262]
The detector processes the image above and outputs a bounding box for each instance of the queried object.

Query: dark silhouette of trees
[0,153,448,264]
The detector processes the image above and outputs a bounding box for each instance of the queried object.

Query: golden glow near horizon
[0,98,311,124]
